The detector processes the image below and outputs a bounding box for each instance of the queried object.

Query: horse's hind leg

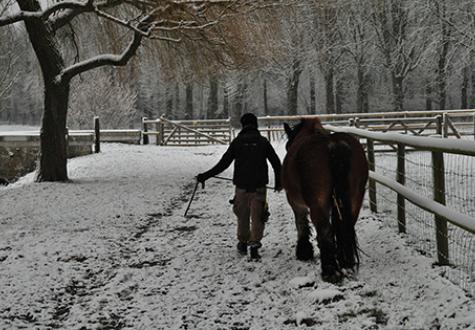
[310,205,341,283]
[292,206,314,261]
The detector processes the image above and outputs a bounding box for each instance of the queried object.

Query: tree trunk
[309,69,316,114]
[222,84,229,119]
[38,82,69,181]
[461,66,468,109]
[325,68,335,114]
[426,81,433,110]
[437,43,449,110]
[392,74,404,112]
[18,0,69,181]
[174,83,180,118]
[185,83,193,119]
[263,79,269,116]
[207,77,218,119]
[287,59,302,116]
[231,82,245,126]
[286,78,298,116]
[436,2,450,111]
[471,58,475,108]
[335,78,343,114]
[165,86,173,117]
[356,67,369,113]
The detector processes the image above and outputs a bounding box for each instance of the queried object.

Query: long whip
[184,181,204,217]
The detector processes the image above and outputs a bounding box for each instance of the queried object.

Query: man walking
[197,113,282,259]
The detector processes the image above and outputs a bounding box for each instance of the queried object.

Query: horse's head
[283,118,326,150]
[283,121,304,150]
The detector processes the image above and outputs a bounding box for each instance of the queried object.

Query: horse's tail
[329,140,360,270]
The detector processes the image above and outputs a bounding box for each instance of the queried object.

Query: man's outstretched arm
[197,144,235,183]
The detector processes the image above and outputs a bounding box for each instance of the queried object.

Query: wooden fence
[326,124,475,292]
[0,131,95,156]
[257,109,475,142]
[142,116,231,146]
[143,109,475,146]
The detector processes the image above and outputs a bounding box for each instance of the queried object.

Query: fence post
[367,138,377,213]
[227,118,233,144]
[354,117,360,128]
[159,117,165,146]
[155,122,160,146]
[432,149,449,265]
[473,113,475,140]
[266,116,271,141]
[397,143,406,233]
[403,111,408,134]
[65,127,70,157]
[94,116,100,153]
[435,115,442,138]
[142,117,149,145]
[433,115,449,265]
[442,113,448,138]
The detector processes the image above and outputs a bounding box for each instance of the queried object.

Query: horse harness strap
[332,191,343,221]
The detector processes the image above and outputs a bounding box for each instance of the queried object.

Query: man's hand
[196,173,207,184]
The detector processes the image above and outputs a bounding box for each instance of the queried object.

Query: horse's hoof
[341,267,358,280]
[321,264,343,283]
[322,270,343,284]
[296,239,314,261]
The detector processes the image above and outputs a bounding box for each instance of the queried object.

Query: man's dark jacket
[201,126,281,192]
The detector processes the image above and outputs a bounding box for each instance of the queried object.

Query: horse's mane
[297,118,328,136]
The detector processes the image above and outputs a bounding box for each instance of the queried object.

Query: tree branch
[94,7,151,36]
[59,31,143,83]
[48,0,122,31]
[0,0,93,27]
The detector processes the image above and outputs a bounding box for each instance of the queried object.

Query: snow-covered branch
[0,0,93,27]
[48,0,123,31]
[59,30,144,82]
[94,8,151,36]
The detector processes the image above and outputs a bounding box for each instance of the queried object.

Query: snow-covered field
[0,143,474,329]
[0,125,39,133]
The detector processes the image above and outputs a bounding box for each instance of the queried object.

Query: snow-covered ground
[0,143,474,330]
[0,125,39,133]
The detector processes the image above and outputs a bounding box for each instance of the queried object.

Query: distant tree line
[1,0,474,133]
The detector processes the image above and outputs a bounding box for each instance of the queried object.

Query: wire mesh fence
[374,142,475,296]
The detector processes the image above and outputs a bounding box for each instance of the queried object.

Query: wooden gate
[142,116,231,146]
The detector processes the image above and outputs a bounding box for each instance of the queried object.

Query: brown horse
[282,118,368,283]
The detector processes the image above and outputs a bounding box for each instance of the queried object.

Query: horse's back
[283,131,368,217]
[283,134,334,209]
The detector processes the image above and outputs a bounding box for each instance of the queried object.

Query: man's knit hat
[240,113,258,128]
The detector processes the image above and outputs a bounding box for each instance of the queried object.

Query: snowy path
[0,144,474,330]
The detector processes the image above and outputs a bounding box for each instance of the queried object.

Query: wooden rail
[0,117,141,156]
[325,124,475,267]
[142,116,231,146]
[0,131,95,160]
[257,110,475,142]
[143,110,475,146]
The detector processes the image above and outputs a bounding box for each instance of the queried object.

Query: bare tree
[0,0,279,181]
[339,0,376,113]
[369,0,429,112]
[311,0,345,114]
[68,70,137,129]
[0,29,18,107]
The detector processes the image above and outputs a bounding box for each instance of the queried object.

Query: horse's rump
[283,118,368,281]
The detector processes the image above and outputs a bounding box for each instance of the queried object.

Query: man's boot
[249,242,262,260]
[237,242,247,255]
